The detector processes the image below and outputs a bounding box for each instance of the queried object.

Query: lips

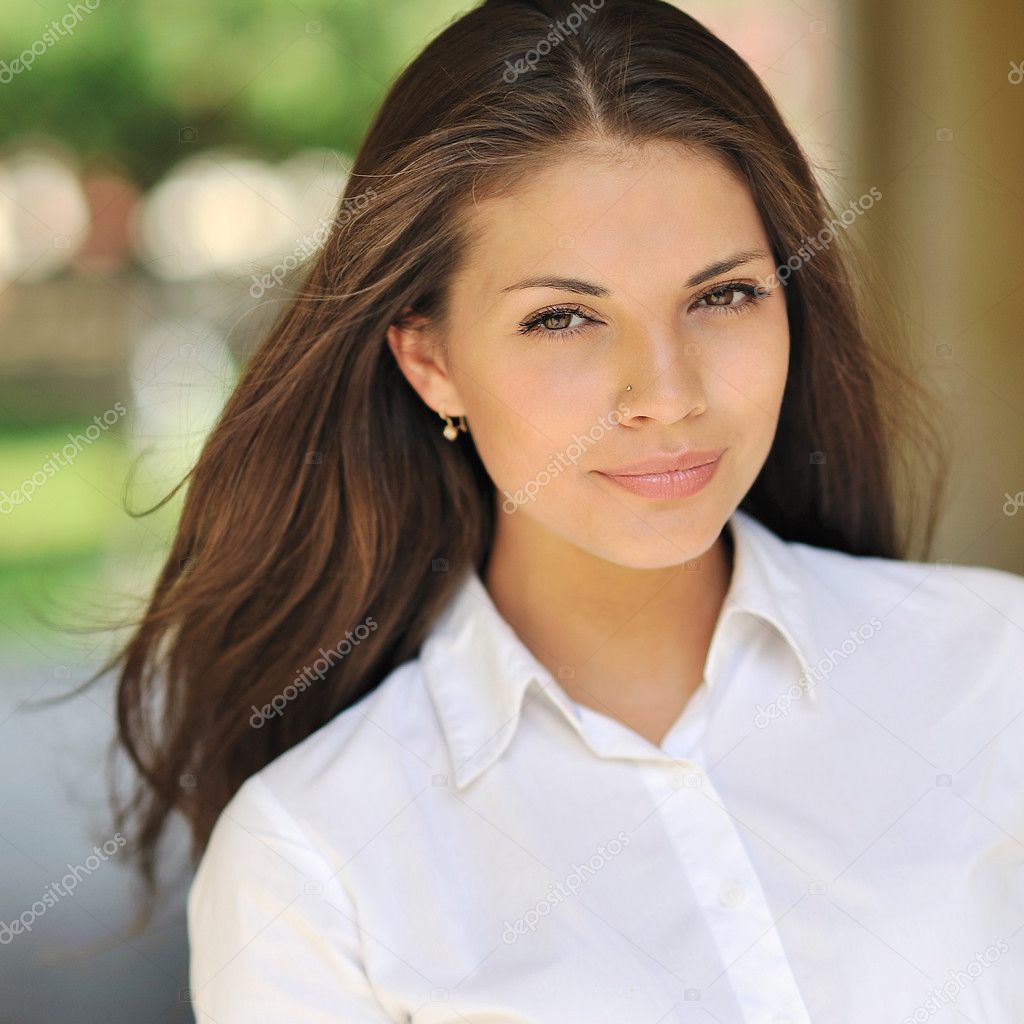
[593,450,724,501]
[599,448,725,477]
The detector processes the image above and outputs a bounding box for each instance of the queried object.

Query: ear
[385,306,465,417]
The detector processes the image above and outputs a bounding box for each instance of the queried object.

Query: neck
[482,503,735,746]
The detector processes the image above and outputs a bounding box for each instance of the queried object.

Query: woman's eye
[517,307,592,338]
[695,282,767,315]
[539,311,581,330]
[705,287,743,307]
[518,282,769,340]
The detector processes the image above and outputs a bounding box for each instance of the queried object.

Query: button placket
[643,762,813,1024]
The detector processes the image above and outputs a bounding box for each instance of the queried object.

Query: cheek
[706,310,790,426]
[457,348,614,508]
[462,345,598,459]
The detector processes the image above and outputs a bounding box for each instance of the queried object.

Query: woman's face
[389,139,790,570]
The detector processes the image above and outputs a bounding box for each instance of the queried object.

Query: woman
[92,0,1024,1020]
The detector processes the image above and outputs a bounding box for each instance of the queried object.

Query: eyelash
[515,280,771,340]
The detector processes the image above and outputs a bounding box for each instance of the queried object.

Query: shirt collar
[419,506,819,789]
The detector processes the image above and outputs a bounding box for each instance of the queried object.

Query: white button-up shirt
[187,508,1024,1023]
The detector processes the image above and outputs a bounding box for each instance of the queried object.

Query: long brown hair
[42,0,949,939]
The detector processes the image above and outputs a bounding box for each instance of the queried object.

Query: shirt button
[717,881,746,908]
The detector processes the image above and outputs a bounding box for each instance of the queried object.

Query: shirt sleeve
[186,773,399,1023]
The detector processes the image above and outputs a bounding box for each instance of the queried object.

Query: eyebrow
[499,247,773,296]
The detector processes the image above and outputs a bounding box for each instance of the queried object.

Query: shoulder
[780,534,1024,713]
[787,532,1024,630]
[775,535,1024,800]
[225,656,443,854]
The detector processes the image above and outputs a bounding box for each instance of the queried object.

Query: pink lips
[594,448,725,500]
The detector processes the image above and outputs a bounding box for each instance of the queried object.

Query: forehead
[455,140,768,300]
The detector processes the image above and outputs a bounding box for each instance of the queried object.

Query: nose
[616,327,707,424]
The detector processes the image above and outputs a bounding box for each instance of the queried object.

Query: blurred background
[0,0,1021,1021]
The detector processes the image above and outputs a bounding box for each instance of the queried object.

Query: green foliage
[0,0,470,186]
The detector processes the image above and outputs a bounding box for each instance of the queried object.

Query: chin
[583,513,727,571]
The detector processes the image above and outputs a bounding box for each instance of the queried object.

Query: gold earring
[439,406,468,441]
